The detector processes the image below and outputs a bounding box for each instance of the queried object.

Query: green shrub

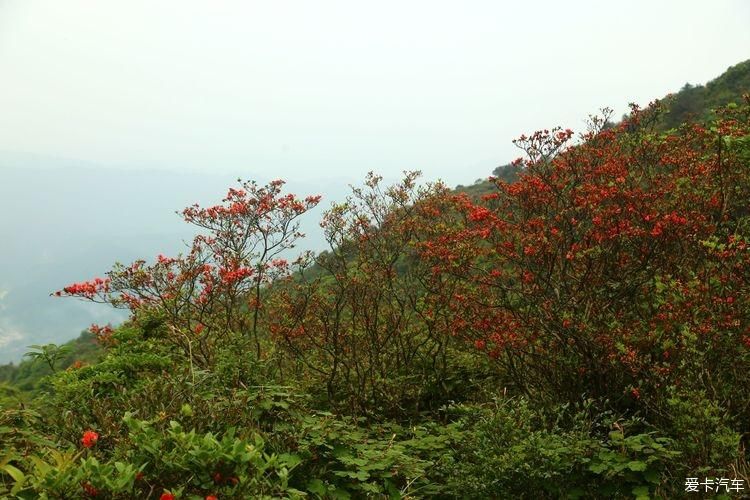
[439,398,680,499]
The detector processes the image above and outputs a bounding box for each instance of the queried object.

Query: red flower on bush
[206,496,219,500]
[82,482,98,496]
[160,493,175,500]
[68,359,85,370]
[81,430,99,448]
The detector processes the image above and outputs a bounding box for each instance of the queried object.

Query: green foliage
[0,405,55,458]
[663,388,741,475]
[23,343,71,373]
[44,322,177,440]
[290,412,460,498]
[0,331,102,391]
[440,398,680,499]
[660,59,750,131]
[117,414,303,498]
[2,414,305,499]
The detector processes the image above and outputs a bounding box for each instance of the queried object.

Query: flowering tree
[56,179,321,364]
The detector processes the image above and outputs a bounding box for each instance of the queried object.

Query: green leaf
[180,403,194,417]
[632,485,650,499]
[279,453,302,469]
[307,478,327,496]
[2,464,26,495]
[330,488,352,500]
[627,461,647,472]
[2,464,25,483]
[589,462,607,474]
[644,469,660,484]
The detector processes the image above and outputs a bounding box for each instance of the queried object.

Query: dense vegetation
[660,59,750,131]
[2,70,750,498]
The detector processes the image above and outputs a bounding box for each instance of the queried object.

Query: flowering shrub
[56,179,320,363]
[420,97,750,421]
[268,172,475,416]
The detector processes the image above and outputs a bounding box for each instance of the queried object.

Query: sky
[1,0,749,187]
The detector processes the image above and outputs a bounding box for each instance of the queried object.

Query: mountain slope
[660,59,750,130]
[0,331,102,391]
[458,59,750,198]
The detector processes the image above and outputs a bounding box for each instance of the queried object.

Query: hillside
[457,59,750,198]
[0,331,102,391]
[660,58,750,130]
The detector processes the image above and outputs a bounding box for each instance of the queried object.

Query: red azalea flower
[81,430,99,448]
[206,496,219,500]
[82,482,98,496]
[160,493,175,500]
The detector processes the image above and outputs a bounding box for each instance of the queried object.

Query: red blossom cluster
[89,323,114,343]
[82,482,98,496]
[56,277,110,299]
[218,264,255,285]
[81,430,99,448]
[68,360,85,370]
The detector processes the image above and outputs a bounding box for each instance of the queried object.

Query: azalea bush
[2,414,304,499]
[56,178,321,364]
[421,98,750,421]
[268,172,484,417]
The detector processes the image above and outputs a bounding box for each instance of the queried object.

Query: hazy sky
[1,0,749,186]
